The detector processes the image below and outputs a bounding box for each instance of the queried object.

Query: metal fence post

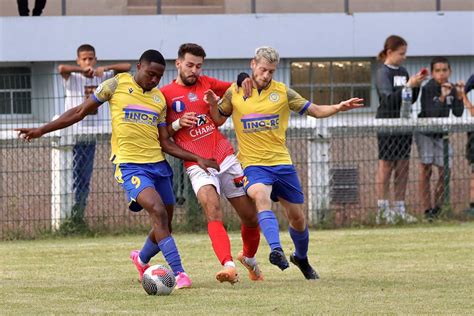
[251,0,256,13]
[436,0,441,11]
[157,0,162,14]
[344,0,350,14]
[61,0,66,16]
[443,135,451,206]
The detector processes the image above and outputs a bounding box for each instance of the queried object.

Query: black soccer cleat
[290,254,320,280]
[269,248,289,271]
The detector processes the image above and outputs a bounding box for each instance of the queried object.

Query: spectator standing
[416,57,464,220]
[58,44,131,225]
[375,35,427,224]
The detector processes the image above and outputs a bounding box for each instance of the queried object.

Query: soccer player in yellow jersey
[16,50,219,289]
[206,46,364,279]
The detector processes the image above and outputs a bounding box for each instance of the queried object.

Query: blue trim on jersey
[158,122,167,127]
[91,94,104,104]
[299,101,311,115]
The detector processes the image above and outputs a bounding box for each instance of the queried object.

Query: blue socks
[139,236,161,264]
[258,210,282,251]
[289,226,309,259]
[158,236,184,276]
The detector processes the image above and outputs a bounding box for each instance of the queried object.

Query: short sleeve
[217,86,234,116]
[207,76,232,98]
[157,106,167,127]
[93,76,118,104]
[287,87,311,115]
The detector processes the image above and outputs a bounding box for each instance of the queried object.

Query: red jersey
[161,75,235,168]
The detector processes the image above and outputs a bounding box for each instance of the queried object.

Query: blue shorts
[243,165,304,204]
[114,160,175,212]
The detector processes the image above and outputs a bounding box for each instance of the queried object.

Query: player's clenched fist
[179,112,198,128]
[15,128,43,142]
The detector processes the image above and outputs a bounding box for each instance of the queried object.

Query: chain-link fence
[1,69,474,239]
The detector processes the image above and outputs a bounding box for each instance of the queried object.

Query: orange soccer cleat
[215,266,239,284]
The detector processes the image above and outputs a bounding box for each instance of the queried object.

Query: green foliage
[57,205,90,235]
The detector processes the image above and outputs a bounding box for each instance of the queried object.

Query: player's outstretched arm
[307,98,364,118]
[204,89,228,126]
[158,125,220,173]
[15,98,101,142]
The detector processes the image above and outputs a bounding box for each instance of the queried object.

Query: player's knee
[241,215,258,227]
[288,212,306,229]
[252,192,271,208]
[148,203,169,228]
[204,204,223,222]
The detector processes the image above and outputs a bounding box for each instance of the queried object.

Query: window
[0,67,32,115]
[290,61,371,106]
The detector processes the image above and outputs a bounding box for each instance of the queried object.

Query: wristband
[171,119,182,131]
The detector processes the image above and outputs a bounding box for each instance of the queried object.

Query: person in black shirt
[416,57,464,220]
[375,35,427,224]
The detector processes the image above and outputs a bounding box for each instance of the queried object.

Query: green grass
[1,223,473,314]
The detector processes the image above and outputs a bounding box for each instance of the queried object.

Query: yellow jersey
[93,73,167,164]
[218,80,310,168]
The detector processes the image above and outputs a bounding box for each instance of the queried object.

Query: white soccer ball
[141,264,176,296]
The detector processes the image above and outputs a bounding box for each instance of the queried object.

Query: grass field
[1,222,473,314]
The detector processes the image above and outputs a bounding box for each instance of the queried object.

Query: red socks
[241,224,260,258]
[207,221,232,265]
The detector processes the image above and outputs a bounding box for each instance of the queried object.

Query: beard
[252,74,270,89]
[179,72,198,86]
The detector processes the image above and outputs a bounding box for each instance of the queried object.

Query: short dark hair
[139,49,166,66]
[77,44,95,56]
[430,56,451,71]
[178,43,206,59]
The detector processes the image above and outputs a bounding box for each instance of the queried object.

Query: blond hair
[254,46,280,64]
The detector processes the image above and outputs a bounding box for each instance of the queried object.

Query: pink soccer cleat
[176,272,192,289]
[130,250,149,282]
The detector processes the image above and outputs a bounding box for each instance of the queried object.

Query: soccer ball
[141,264,176,295]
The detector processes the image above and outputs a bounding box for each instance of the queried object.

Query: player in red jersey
[161,43,262,284]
